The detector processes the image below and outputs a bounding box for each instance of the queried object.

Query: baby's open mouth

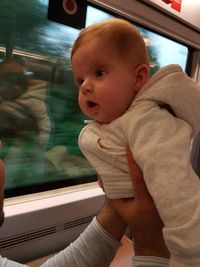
[87,100,98,108]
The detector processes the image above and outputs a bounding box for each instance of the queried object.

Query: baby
[71,19,200,266]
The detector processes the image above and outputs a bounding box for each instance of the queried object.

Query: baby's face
[72,41,139,123]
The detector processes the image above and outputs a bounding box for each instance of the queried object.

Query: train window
[0,1,189,197]
[86,6,189,75]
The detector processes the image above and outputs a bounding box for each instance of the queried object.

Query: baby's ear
[135,64,149,92]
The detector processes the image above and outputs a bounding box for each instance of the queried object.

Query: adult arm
[0,207,124,267]
[0,155,168,267]
[40,200,125,267]
[41,197,168,267]
[0,153,169,267]
[40,148,170,267]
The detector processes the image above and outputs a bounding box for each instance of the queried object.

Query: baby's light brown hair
[71,18,149,67]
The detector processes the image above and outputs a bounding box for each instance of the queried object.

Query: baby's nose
[81,80,94,94]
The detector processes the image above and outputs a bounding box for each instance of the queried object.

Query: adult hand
[96,197,126,241]
[97,173,126,241]
[111,149,170,258]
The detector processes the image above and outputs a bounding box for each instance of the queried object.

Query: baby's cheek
[78,95,84,109]
[98,94,111,107]
[78,97,88,116]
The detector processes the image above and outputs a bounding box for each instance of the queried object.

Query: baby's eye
[76,78,84,86]
[95,69,106,77]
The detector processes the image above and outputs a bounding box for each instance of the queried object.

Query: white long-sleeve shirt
[78,65,200,266]
[0,217,168,267]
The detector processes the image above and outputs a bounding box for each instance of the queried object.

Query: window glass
[86,6,189,74]
[0,1,189,197]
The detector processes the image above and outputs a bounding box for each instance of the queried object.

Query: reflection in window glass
[0,0,94,196]
[0,1,189,196]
